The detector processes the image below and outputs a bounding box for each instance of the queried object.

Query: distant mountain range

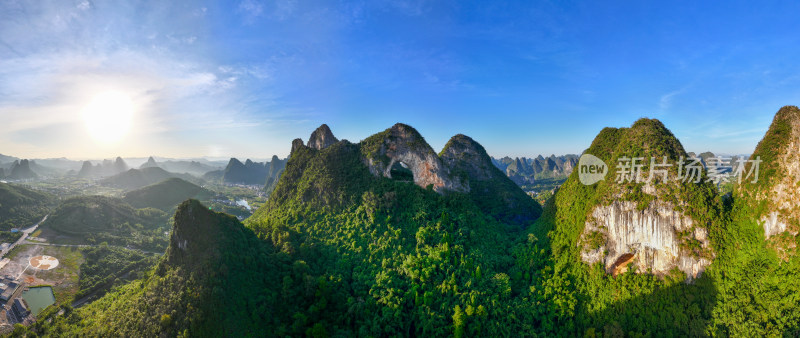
[202,155,287,187]
[77,157,129,178]
[492,154,579,185]
[138,156,221,177]
[7,159,39,180]
[0,155,229,180]
[489,151,750,189]
[100,167,200,191]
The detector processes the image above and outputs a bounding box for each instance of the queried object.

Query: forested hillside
[31,200,300,336]
[20,115,800,336]
[0,182,54,230]
[123,178,212,211]
[246,136,527,335]
[41,195,169,251]
[505,112,800,336]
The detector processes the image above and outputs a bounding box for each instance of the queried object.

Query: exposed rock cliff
[546,118,720,279]
[440,134,542,224]
[742,106,800,240]
[308,124,339,150]
[291,138,305,154]
[440,134,496,180]
[361,123,467,193]
[581,200,711,277]
[275,124,540,224]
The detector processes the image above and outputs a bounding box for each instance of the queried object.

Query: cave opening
[611,253,636,276]
[390,161,414,182]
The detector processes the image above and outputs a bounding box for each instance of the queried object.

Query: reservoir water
[22,286,56,315]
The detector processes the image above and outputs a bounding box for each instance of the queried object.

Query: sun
[82,91,134,144]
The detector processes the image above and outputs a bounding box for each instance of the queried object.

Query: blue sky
[1,0,799,160]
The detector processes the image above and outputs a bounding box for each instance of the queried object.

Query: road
[1,215,48,258]
[20,242,91,248]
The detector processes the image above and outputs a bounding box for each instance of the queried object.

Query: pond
[22,286,56,315]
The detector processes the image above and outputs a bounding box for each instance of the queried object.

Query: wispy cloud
[659,88,685,112]
[238,0,265,23]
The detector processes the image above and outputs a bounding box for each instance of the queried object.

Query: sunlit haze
[81,91,135,144]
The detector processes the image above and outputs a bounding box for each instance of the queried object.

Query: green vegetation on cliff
[30,200,292,336]
[75,244,159,302]
[507,116,800,336]
[245,138,529,336]
[20,117,800,336]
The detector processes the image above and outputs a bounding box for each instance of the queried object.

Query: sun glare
[82,91,134,144]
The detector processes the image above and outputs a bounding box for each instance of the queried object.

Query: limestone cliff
[549,118,719,279]
[307,124,339,150]
[581,200,711,277]
[278,124,541,224]
[741,106,800,240]
[291,138,305,154]
[361,123,468,194]
[440,134,542,224]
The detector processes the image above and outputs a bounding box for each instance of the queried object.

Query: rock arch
[363,123,468,193]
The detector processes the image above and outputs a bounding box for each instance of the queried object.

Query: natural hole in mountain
[390,161,414,182]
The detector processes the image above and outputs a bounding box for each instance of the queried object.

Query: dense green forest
[0,182,55,231]
[75,244,159,302]
[27,200,289,336]
[41,195,170,252]
[122,177,212,211]
[18,115,800,336]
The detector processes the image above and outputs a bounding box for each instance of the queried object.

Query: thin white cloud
[659,89,684,111]
[238,0,265,23]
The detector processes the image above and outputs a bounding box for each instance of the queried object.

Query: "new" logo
[578,153,608,185]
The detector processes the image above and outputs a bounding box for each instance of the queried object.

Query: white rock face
[751,106,800,239]
[762,211,791,238]
[580,200,711,278]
